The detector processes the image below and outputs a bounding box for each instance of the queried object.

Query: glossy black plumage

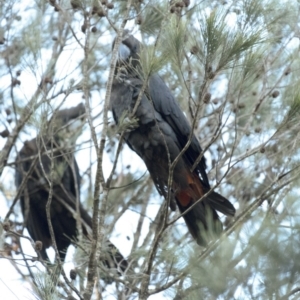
[110,33,235,245]
[15,104,127,272]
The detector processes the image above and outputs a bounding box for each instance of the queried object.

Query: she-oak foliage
[0,0,300,299]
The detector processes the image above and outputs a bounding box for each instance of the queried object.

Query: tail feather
[204,190,236,216]
[177,200,223,246]
[175,172,235,246]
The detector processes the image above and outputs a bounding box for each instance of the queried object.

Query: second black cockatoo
[15,104,127,273]
[110,32,235,246]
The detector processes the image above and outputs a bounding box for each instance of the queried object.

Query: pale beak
[118,43,131,61]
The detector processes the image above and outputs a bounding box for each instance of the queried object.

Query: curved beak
[118,43,131,61]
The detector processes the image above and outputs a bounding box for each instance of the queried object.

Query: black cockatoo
[15,104,127,273]
[110,32,235,246]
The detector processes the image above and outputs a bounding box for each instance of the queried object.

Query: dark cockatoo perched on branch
[110,32,235,246]
[15,104,127,275]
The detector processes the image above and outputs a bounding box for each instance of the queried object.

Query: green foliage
[285,91,300,124]
[32,271,60,300]
[201,10,227,66]
[219,30,261,70]
[240,49,264,81]
[139,3,165,35]
[275,90,300,141]
[139,42,168,77]
[161,16,187,66]
[193,8,263,73]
